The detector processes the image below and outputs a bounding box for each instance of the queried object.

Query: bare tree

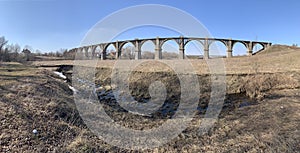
[142,51,155,59]
[22,49,32,61]
[7,43,21,61]
[7,43,21,54]
[0,36,35,62]
[0,48,11,61]
[0,36,8,51]
[62,49,76,60]
[35,49,42,56]
[162,51,178,59]
[14,44,21,53]
[23,45,33,53]
[0,36,9,61]
[121,46,135,59]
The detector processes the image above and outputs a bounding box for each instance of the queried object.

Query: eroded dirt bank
[59,63,300,152]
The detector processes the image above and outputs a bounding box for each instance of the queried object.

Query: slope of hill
[1,45,300,152]
[255,44,300,55]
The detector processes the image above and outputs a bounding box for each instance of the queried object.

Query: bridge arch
[104,43,117,60]
[160,38,179,48]
[120,41,135,60]
[209,40,227,58]
[103,43,114,53]
[161,39,179,59]
[119,41,136,50]
[232,42,248,56]
[184,40,204,59]
[82,47,89,59]
[86,47,94,59]
[233,41,248,49]
[140,39,155,48]
[72,37,271,60]
[141,40,155,59]
[252,42,264,53]
[185,39,204,47]
[94,45,102,58]
[76,47,85,59]
[210,39,228,48]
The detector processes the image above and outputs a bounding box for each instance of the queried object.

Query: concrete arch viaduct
[69,37,271,60]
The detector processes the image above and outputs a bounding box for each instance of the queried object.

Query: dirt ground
[1,45,300,152]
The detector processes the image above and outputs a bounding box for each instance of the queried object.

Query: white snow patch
[54,71,67,79]
[68,85,77,93]
[128,110,152,117]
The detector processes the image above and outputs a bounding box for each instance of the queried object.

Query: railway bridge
[69,37,271,60]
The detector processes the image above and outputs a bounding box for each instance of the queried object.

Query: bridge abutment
[178,36,185,59]
[204,49,209,59]
[101,51,106,60]
[135,50,141,60]
[247,42,253,56]
[247,50,253,56]
[204,38,209,59]
[179,48,184,59]
[115,50,121,59]
[226,39,233,58]
[155,37,162,60]
[155,48,162,60]
[227,50,233,58]
[115,41,121,59]
[135,39,141,60]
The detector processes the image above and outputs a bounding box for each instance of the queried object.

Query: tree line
[0,36,180,62]
[117,46,179,59]
[0,36,29,62]
[0,36,75,62]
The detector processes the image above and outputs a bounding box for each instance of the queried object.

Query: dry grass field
[32,45,300,74]
[1,45,300,152]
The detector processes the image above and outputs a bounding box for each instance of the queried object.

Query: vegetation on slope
[0,45,300,152]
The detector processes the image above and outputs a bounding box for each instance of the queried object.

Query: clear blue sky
[0,0,299,53]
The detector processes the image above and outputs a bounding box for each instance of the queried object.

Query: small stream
[53,67,256,118]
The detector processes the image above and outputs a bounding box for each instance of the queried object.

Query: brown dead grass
[31,45,300,75]
[227,73,299,99]
[1,45,300,152]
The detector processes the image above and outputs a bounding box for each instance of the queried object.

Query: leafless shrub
[240,73,298,99]
[142,51,155,59]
